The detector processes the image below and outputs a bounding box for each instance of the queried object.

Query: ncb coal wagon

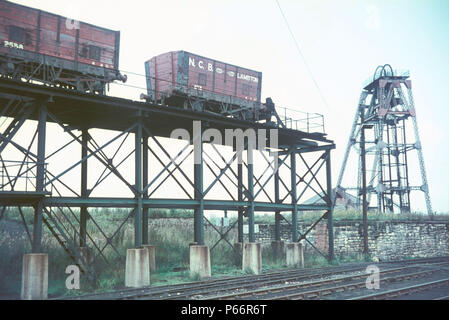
[142,51,276,122]
[0,0,126,94]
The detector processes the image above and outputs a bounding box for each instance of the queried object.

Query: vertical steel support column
[194,131,204,245]
[325,150,335,261]
[405,85,433,215]
[32,105,46,253]
[360,111,369,255]
[134,113,143,248]
[142,134,149,245]
[247,146,255,243]
[237,162,244,243]
[376,122,384,213]
[274,156,281,241]
[80,129,88,247]
[290,150,298,242]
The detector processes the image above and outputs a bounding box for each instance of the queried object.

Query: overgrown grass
[331,210,449,222]
[261,243,285,270]
[2,207,194,226]
[304,252,371,269]
[304,254,331,269]
[211,264,244,277]
[333,252,372,265]
[254,210,449,224]
[1,206,448,298]
[0,239,27,295]
[0,208,240,297]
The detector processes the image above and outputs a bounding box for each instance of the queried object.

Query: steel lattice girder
[41,197,330,211]
[0,78,336,263]
[336,72,432,215]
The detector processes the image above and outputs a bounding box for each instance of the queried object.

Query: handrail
[0,160,50,193]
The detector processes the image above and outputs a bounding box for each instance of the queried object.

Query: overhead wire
[274,0,331,111]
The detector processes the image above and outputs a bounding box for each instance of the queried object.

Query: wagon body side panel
[0,0,122,88]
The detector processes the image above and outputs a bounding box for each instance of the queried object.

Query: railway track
[349,278,449,300]
[205,263,449,300]
[67,263,368,300]
[62,256,449,300]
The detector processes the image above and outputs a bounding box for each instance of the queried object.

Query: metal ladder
[42,208,97,284]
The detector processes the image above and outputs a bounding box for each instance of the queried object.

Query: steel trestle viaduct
[0,77,336,289]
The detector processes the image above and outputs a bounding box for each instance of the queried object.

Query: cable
[275,0,330,110]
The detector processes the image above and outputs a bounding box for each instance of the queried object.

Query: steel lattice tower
[336,65,433,215]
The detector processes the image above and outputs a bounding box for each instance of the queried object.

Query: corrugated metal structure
[303,188,357,211]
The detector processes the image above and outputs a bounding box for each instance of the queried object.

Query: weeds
[1,207,447,297]
[254,210,449,224]
[304,254,330,269]
[243,267,254,275]
[189,273,202,282]
[262,243,285,268]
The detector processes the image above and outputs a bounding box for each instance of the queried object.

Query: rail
[60,256,449,301]
[111,70,326,134]
[349,278,449,300]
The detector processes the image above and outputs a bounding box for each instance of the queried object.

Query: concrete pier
[125,248,150,288]
[142,245,156,272]
[271,241,285,260]
[189,245,211,279]
[286,243,304,268]
[21,254,48,300]
[242,242,262,275]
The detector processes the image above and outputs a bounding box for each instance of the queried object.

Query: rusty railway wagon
[0,0,126,94]
[143,51,275,122]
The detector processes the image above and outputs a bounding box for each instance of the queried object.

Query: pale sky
[7,0,449,213]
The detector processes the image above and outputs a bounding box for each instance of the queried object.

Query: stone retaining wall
[247,220,449,261]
